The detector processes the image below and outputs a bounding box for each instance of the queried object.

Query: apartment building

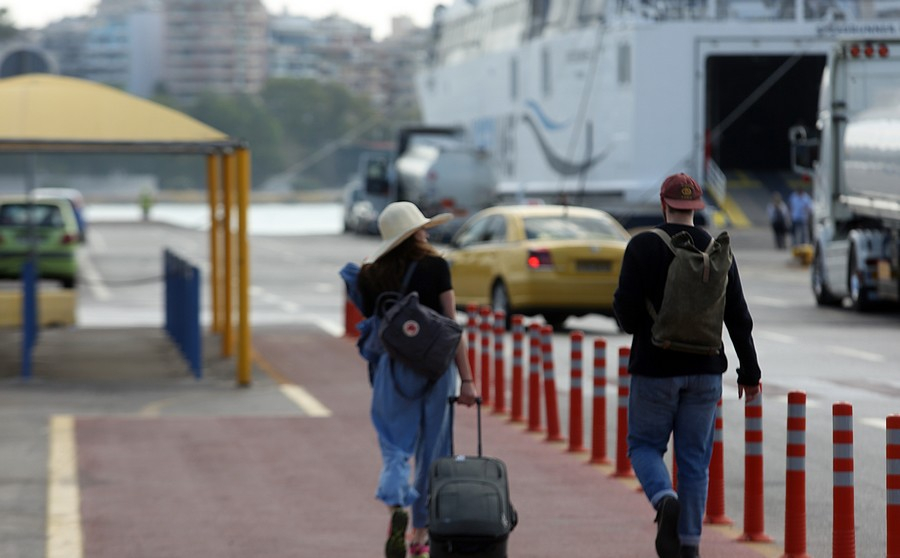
[163,0,269,104]
[20,0,426,114]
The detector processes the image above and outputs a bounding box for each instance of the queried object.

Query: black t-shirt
[359,255,453,317]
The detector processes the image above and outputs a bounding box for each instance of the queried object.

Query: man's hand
[456,381,478,407]
[738,382,762,403]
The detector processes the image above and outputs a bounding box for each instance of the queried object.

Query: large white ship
[415,0,900,226]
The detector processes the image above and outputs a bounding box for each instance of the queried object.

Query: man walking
[613,173,762,558]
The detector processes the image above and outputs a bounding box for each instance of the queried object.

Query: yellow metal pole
[235,147,252,387]
[206,153,221,334]
[221,151,235,358]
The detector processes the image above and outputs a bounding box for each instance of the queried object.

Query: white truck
[791,38,900,311]
[343,127,497,240]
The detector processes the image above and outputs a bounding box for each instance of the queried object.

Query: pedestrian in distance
[766,191,791,250]
[353,201,478,558]
[613,173,762,558]
[788,186,813,246]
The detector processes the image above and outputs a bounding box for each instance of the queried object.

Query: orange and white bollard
[832,402,855,558]
[705,398,732,525]
[466,303,478,385]
[540,325,565,443]
[492,310,507,415]
[783,391,809,558]
[613,347,634,478]
[479,305,493,406]
[887,415,900,558]
[508,315,526,423]
[567,331,586,453]
[527,323,543,433]
[589,338,610,465]
[738,394,772,542]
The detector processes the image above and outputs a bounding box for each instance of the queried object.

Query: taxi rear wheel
[542,312,569,330]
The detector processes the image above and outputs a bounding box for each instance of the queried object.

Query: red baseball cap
[660,173,705,210]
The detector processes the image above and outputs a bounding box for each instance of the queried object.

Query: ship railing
[705,158,728,207]
[615,0,862,21]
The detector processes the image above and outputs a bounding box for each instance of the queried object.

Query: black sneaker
[654,496,680,558]
[680,545,700,558]
[385,507,408,558]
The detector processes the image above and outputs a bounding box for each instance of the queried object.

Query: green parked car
[0,197,79,289]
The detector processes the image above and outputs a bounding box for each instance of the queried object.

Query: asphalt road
[72,217,900,557]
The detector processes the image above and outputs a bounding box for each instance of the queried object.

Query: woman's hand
[457,380,478,407]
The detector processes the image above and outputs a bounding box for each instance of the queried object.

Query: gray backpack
[376,262,462,381]
[646,229,732,355]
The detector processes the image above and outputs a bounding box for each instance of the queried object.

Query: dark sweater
[613,223,761,386]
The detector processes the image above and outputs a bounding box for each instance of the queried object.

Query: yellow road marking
[253,349,332,417]
[279,384,332,417]
[720,194,752,229]
[46,415,83,558]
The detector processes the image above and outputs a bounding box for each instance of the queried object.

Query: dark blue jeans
[627,374,722,546]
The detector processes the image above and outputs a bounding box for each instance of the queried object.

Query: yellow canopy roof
[0,74,237,152]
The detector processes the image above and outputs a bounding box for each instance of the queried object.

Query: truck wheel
[812,249,840,306]
[491,281,512,329]
[848,245,875,312]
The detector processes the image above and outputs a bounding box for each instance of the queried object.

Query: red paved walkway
[72,328,779,557]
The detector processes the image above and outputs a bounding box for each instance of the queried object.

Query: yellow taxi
[445,204,630,328]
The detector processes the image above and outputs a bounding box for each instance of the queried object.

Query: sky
[2,0,444,39]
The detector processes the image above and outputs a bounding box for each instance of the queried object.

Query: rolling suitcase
[428,397,517,558]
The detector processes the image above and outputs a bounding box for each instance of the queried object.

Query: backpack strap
[400,260,418,294]
[700,234,716,283]
[651,227,715,282]
[650,228,676,254]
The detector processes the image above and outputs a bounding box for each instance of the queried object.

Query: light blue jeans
[371,355,456,529]
[627,373,722,547]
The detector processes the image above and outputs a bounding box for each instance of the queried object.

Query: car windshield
[523,215,626,241]
[0,204,64,227]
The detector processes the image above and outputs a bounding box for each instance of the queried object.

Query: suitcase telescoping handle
[448,396,483,457]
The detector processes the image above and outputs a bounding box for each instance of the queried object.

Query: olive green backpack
[646,229,732,355]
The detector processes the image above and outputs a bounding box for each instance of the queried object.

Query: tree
[187,92,286,187]
[259,78,386,189]
[0,8,18,42]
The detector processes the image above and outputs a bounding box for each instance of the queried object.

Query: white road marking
[861,417,887,430]
[76,251,111,301]
[46,415,83,558]
[749,296,793,308]
[756,330,797,344]
[313,317,344,338]
[279,384,332,417]
[249,285,265,296]
[315,283,337,294]
[827,346,885,363]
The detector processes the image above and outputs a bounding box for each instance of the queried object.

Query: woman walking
[355,201,478,558]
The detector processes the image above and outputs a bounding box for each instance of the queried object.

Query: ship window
[511,57,519,100]
[617,42,631,84]
[542,48,552,96]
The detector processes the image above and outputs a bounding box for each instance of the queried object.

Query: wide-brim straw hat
[365,201,452,263]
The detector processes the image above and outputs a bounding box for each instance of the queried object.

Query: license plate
[16,231,47,242]
[576,260,611,272]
